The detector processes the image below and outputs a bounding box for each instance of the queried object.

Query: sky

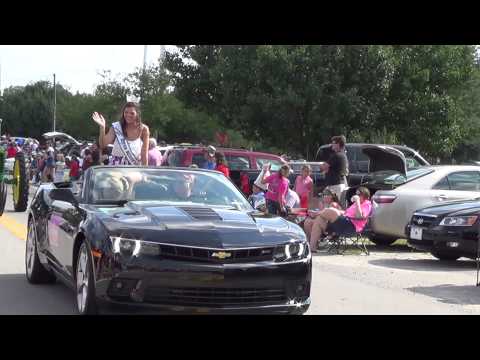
[0,45,177,95]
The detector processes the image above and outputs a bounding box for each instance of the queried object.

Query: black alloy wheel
[75,242,98,315]
[25,220,56,284]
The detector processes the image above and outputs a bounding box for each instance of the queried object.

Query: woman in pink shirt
[261,164,291,216]
[308,187,372,252]
[294,164,313,209]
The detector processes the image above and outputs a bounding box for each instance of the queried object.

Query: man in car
[320,135,349,200]
[172,174,198,200]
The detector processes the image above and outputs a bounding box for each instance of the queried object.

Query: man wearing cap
[201,145,217,170]
[320,135,349,200]
[248,184,266,211]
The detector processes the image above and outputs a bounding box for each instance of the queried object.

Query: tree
[0,81,55,139]
[166,45,397,158]
[166,45,478,159]
[379,45,477,158]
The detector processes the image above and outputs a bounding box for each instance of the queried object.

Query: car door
[345,145,358,174]
[430,171,480,203]
[47,193,81,279]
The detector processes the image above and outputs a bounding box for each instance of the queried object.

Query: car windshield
[89,167,252,210]
[365,168,433,186]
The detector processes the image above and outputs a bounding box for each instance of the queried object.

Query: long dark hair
[323,189,340,205]
[120,102,142,135]
[279,164,290,178]
[215,152,228,167]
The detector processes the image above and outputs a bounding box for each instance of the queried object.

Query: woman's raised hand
[92,112,106,128]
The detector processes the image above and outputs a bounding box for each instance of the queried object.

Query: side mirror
[49,188,79,207]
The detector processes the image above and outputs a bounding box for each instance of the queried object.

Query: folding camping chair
[326,207,374,256]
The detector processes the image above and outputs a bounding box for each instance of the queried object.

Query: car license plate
[410,226,423,240]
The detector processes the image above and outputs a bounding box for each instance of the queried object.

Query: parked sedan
[26,166,311,314]
[406,199,480,261]
[355,164,480,245]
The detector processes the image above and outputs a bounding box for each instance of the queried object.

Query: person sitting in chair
[308,187,372,252]
[304,189,343,248]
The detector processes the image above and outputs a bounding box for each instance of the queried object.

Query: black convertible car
[406,199,480,261]
[25,166,311,314]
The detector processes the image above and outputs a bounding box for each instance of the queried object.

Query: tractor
[0,149,30,216]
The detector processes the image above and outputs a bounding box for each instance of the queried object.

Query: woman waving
[92,102,150,166]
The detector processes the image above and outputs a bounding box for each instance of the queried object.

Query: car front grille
[411,213,438,228]
[143,287,287,307]
[158,244,275,263]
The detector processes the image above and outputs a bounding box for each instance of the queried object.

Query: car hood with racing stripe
[87,202,305,248]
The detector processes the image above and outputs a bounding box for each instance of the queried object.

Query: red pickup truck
[161,146,287,195]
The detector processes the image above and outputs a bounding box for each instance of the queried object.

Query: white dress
[111,133,143,165]
[54,161,67,182]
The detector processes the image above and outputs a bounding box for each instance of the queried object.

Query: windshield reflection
[90,168,252,211]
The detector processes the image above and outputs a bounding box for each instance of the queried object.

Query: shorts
[327,215,356,235]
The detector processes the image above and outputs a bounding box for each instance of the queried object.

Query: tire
[368,234,397,246]
[431,251,460,261]
[25,220,56,284]
[0,181,7,217]
[12,152,29,212]
[75,242,98,315]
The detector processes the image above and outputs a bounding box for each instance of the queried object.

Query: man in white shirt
[285,188,300,209]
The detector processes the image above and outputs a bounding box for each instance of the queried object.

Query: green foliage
[0,82,54,139]
[1,45,479,164]
[166,45,478,160]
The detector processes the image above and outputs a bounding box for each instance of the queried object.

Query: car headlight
[273,241,308,262]
[439,216,478,227]
[110,237,161,257]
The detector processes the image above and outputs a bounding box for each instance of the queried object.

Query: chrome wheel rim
[76,246,89,314]
[26,225,35,278]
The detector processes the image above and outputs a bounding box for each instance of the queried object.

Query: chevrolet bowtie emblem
[211,251,231,259]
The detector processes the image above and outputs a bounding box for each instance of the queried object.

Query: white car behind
[369,166,480,245]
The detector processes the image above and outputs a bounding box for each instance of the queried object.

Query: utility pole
[53,73,56,132]
[143,45,148,71]
[159,45,166,68]
[140,45,148,104]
